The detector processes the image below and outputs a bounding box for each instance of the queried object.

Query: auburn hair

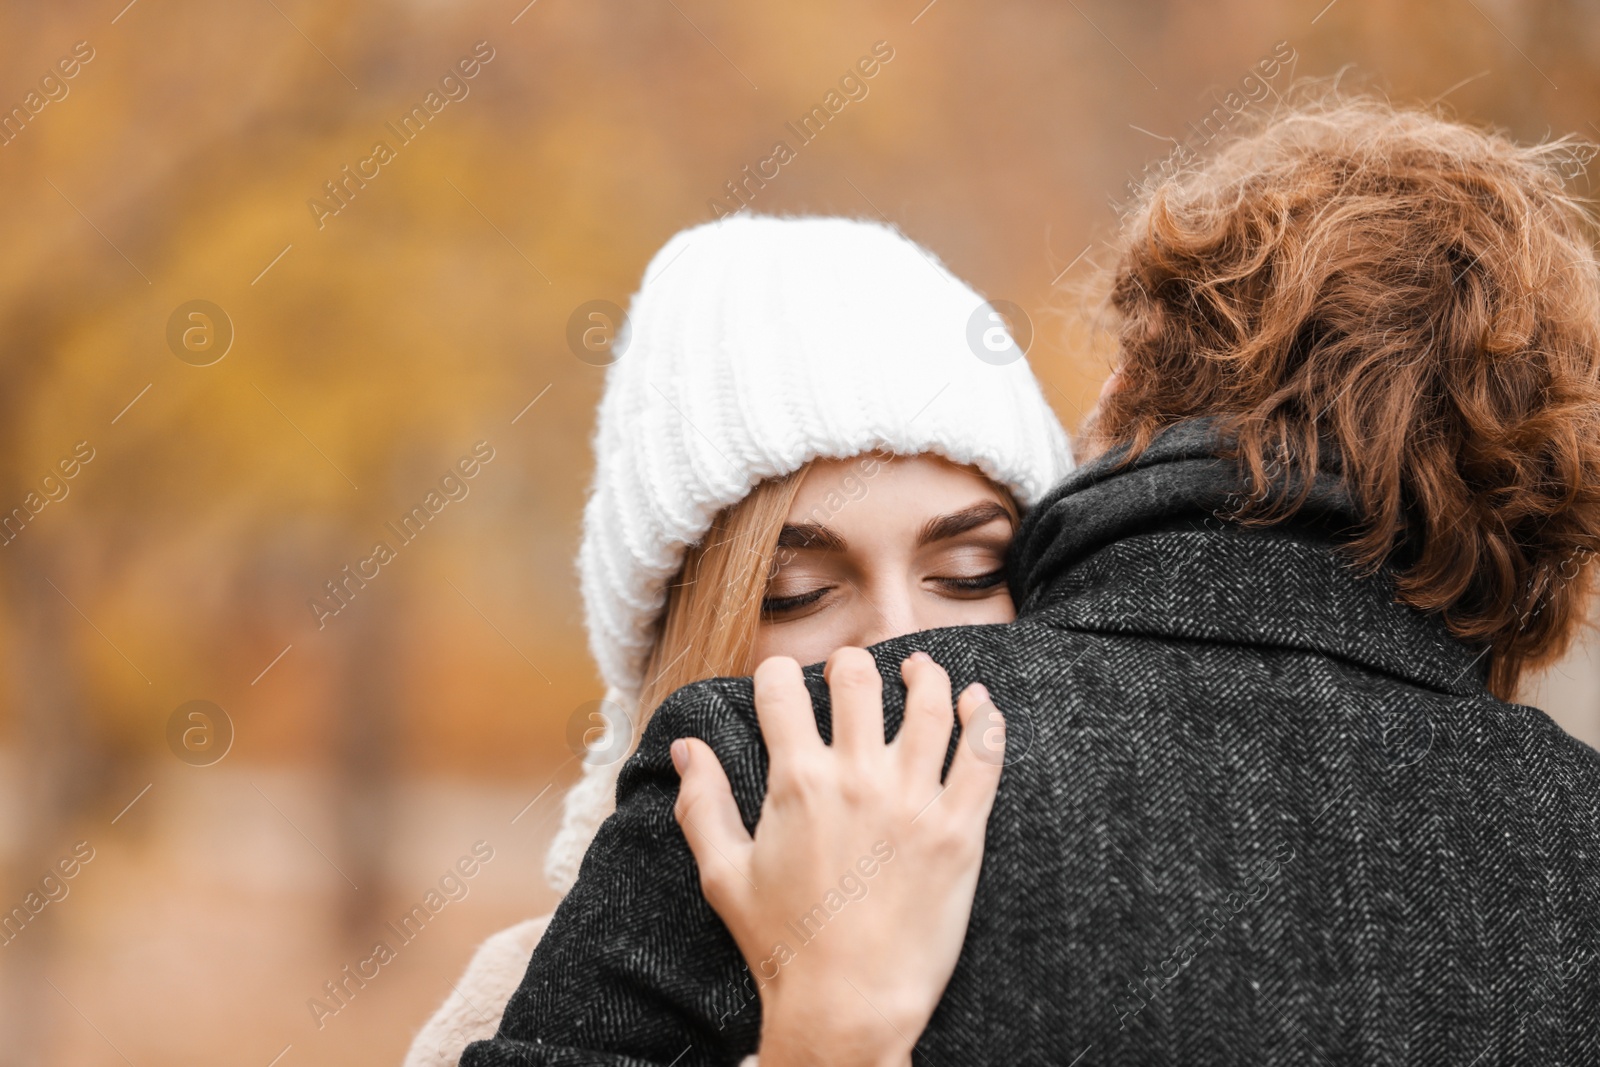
[1089,88,1600,700]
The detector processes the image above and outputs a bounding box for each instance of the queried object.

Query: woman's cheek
[929,591,1016,627]
[753,616,840,669]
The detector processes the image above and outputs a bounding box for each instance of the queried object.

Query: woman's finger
[824,646,888,760]
[672,737,754,911]
[894,651,955,783]
[752,656,827,775]
[944,682,1006,817]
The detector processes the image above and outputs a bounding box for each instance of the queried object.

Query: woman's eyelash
[761,587,830,614]
[937,569,1006,591]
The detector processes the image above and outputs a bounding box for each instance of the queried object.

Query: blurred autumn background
[0,0,1597,1063]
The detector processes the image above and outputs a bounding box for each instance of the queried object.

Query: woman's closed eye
[931,567,1006,594]
[762,584,832,616]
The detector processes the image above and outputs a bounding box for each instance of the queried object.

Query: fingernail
[968,682,990,702]
[670,738,690,774]
[906,650,931,665]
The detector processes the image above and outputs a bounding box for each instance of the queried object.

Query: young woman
[404,214,1074,1064]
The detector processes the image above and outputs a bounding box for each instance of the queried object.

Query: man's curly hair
[1090,88,1600,700]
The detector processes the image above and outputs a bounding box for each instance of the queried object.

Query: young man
[464,93,1600,1064]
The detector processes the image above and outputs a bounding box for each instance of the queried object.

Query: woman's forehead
[783,454,1010,534]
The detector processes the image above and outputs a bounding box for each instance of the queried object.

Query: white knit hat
[544,214,1074,893]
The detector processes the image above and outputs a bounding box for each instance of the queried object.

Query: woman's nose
[849,582,919,650]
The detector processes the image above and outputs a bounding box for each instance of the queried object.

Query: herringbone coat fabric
[463,419,1600,1066]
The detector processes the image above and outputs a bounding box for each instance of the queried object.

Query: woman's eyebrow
[775,522,847,551]
[917,501,1014,546]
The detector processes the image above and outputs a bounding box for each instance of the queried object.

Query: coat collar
[1009,418,1492,696]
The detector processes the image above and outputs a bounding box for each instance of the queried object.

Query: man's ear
[1096,364,1126,405]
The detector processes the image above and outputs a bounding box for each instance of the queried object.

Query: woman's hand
[670,646,1005,1067]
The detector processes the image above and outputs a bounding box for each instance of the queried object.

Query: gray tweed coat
[463,419,1600,1066]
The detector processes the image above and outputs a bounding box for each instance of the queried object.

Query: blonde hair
[636,464,810,721]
